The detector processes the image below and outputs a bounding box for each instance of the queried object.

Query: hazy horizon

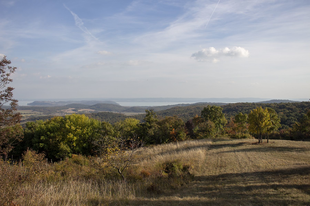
[1,0,309,100]
[16,97,309,107]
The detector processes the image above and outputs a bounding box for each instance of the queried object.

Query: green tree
[157,116,186,143]
[23,114,101,160]
[292,110,310,140]
[194,120,216,139]
[101,121,116,137]
[140,110,159,144]
[114,118,140,141]
[97,119,141,181]
[248,107,271,143]
[201,105,227,135]
[92,121,117,156]
[63,114,101,155]
[0,56,22,159]
[266,108,281,143]
[234,112,248,134]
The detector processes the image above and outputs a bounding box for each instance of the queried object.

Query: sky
[0,0,309,101]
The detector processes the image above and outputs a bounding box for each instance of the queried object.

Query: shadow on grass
[207,139,309,153]
[218,145,310,154]
[208,142,248,150]
[182,166,310,205]
[103,166,310,206]
[193,166,310,193]
[93,199,308,206]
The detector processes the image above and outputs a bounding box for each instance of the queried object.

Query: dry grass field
[155,139,310,206]
[10,139,310,206]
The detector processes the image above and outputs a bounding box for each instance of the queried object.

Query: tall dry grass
[15,180,144,206]
[3,139,310,205]
[2,139,210,205]
[135,139,210,175]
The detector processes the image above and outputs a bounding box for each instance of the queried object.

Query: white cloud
[222,47,249,57]
[97,50,111,55]
[212,58,219,63]
[127,60,140,66]
[191,47,249,62]
[0,53,4,58]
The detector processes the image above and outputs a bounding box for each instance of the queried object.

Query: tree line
[5,104,309,161]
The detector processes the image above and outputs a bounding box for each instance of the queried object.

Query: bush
[53,156,103,182]
[0,159,27,206]
[22,114,102,161]
[147,160,194,193]
[229,133,254,139]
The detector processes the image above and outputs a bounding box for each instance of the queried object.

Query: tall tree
[292,110,310,140]
[234,112,248,135]
[140,110,159,144]
[114,118,140,141]
[248,107,271,143]
[0,56,22,158]
[24,114,101,160]
[157,116,186,143]
[266,108,281,143]
[194,120,216,139]
[201,105,227,134]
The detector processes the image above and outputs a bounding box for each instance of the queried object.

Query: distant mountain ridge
[27,100,119,106]
[257,99,299,104]
[26,98,305,107]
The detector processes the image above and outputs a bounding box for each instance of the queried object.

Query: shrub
[22,149,46,167]
[147,160,193,193]
[229,133,254,139]
[140,169,151,178]
[0,159,27,206]
[22,114,102,161]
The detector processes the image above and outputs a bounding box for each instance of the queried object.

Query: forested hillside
[131,102,310,129]
[222,102,310,128]
[19,102,310,130]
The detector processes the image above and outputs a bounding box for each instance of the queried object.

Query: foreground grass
[139,139,310,206]
[4,139,207,206]
[6,139,310,205]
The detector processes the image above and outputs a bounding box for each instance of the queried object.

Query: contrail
[64,4,98,40]
[205,0,221,27]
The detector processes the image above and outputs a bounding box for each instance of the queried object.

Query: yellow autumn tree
[248,107,271,143]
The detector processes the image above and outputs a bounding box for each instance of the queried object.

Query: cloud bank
[191,47,249,62]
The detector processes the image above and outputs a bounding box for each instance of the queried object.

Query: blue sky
[1,0,309,100]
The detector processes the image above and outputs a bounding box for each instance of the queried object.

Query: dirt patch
[78,109,95,112]
[61,108,76,114]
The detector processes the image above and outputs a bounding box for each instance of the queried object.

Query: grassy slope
[14,139,310,205]
[123,139,310,206]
